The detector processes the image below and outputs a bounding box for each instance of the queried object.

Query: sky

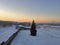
[0,0,60,23]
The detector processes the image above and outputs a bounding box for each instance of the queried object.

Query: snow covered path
[10,28,60,45]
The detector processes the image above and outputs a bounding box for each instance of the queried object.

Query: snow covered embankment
[0,25,17,44]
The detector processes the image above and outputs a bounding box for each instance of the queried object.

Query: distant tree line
[37,23,60,26]
[0,20,17,27]
[17,22,31,26]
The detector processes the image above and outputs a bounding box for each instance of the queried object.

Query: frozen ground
[10,26,60,45]
[0,25,17,43]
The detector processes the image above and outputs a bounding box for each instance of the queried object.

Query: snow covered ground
[10,26,60,45]
[0,25,17,43]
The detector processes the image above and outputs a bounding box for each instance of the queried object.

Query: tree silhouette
[30,20,37,36]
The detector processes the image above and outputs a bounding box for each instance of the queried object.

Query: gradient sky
[0,0,60,23]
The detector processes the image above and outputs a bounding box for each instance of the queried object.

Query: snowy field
[10,25,60,45]
[0,25,17,43]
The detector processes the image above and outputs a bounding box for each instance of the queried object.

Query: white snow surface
[0,25,17,43]
[11,26,60,45]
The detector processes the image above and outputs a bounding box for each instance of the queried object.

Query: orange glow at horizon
[0,15,60,23]
[0,9,60,23]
